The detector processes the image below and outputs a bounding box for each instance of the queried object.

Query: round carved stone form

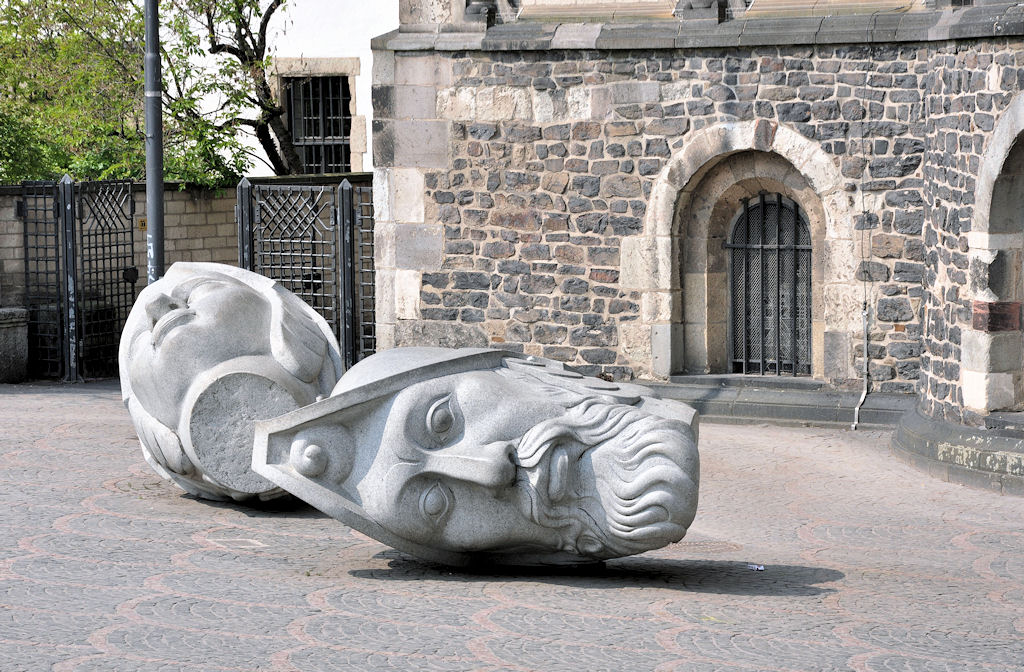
[253,347,701,566]
[119,262,343,502]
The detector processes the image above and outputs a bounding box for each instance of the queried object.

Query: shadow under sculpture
[119,262,343,502]
[253,347,701,566]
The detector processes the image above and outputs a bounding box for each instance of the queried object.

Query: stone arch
[620,119,856,379]
[678,153,827,375]
[962,93,1024,412]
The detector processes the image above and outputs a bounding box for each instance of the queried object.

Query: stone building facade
[373,1,1024,487]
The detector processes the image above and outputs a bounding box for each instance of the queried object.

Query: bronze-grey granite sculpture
[119,262,342,502]
[253,347,700,566]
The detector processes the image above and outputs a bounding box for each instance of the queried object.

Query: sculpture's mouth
[151,308,195,347]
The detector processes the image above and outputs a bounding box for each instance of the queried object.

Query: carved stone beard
[512,398,698,560]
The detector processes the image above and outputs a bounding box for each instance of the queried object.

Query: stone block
[877,297,914,323]
[824,239,856,282]
[651,322,685,379]
[961,329,1022,374]
[871,233,903,259]
[0,308,27,383]
[395,52,452,88]
[642,290,680,324]
[971,300,1021,333]
[395,224,443,271]
[620,235,673,290]
[373,119,395,166]
[476,86,532,122]
[610,81,661,105]
[682,322,708,375]
[619,322,653,370]
[567,87,593,120]
[962,370,1016,412]
[824,284,864,332]
[372,48,396,87]
[550,23,602,49]
[392,121,450,169]
[436,87,476,119]
[392,168,426,224]
[395,269,422,320]
[823,330,851,380]
[682,272,706,324]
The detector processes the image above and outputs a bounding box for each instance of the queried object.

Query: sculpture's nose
[145,292,182,328]
[423,440,517,490]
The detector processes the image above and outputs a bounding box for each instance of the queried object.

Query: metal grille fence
[726,193,811,376]
[75,180,137,378]
[19,181,63,378]
[237,175,375,369]
[18,176,138,380]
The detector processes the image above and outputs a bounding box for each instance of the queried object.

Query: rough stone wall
[918,40,1024,426]
[0,187,238,308]
[131,190,239,292]
[379,43,951,386]
[0,192,20,307]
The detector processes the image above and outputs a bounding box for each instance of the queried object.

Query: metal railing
[19,176,138,380]
[237,174,376,369]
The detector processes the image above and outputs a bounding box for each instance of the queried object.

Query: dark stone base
[652,375,914,428]
[0,308,28,384]
[893,407,1024,496]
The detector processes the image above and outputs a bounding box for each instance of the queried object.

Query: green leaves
[0,0,291,187]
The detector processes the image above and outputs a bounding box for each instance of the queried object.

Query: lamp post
[144,0,165,282]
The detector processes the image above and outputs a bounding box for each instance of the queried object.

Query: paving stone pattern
[2,381,1023,671]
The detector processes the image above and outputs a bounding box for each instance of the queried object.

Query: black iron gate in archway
[19,176,138,380]
[726,192,812,376]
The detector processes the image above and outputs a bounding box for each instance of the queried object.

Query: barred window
[726,193,812,376]
[286,76,352,174]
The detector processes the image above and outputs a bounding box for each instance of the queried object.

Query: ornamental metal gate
[237,175,375,369]
[726,193,811,376]
[19,176,138,380]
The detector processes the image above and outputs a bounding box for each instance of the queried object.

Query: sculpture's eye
[426,394,455,436]
[419,481,451,524]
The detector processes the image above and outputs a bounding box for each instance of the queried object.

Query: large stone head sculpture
[253,348,700,565]
[119,262,342,501]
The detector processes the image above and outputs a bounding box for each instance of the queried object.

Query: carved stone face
[127,273,273,429]
[120,262,342,502]
[358,369,567,554]
[254,349,701,565]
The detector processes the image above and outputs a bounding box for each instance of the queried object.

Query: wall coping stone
[0,308,28,328]
[372,4,1024,51]
[894,406,1024,496]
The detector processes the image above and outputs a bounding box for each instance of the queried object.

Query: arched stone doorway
[674,150,826,375]
[621,120,858,381]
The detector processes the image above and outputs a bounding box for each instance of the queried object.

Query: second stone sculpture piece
[254,347,700,566]
[119,262,343,502]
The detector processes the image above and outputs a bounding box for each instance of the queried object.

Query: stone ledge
[0,307,28,328]
[650,377,914,428]
[372,4,1024,52]
[893,407,1024,496]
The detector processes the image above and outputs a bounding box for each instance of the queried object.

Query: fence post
[338,180,356,370]
[58,175,81,383]
[236,178,254,270]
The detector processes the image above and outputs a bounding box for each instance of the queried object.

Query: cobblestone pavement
[1,381,1022,672]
